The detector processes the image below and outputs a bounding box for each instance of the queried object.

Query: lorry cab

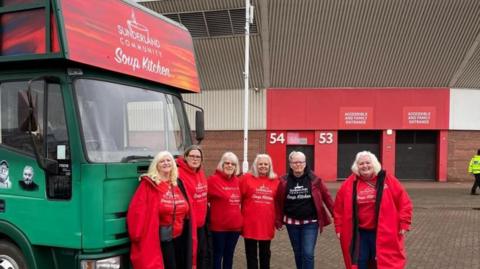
[0,1,203,268]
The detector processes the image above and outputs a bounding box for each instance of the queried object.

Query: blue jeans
[286,223,319,269]
[358,229,376,269]
[211,231,240,269]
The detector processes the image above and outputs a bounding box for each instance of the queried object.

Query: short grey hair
[288,151,306,162]
[351,151,382,176]
[216,151,240,176]
[250,154,277,179]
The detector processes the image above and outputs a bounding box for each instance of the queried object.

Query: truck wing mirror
[195,110,205,143]
[18,90,38,132]
[183,101,205,144]
[24,76,61,175]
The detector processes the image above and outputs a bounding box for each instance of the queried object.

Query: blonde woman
[334,151,412,269]
[240,154,279,269]
[127,151,196,269]
[208,152,243,269]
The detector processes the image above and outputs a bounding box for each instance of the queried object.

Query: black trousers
[197,225,213,269]
[161,236,187,269]
[471,173,480,194]
[244,238,271,269]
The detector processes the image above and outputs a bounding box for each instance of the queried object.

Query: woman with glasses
[127,151,196,269]
[275,151,334,269]
[177,145,210,269]
[240,154,279,269]
[208,151,243,269]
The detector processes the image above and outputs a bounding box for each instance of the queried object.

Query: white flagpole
[242,0,253,173]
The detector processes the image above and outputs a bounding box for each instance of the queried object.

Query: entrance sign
[339,107,374,129]
[403,107,436,128]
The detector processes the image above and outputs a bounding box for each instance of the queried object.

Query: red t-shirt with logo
[356,176,377,229]
[240,173,279,240]
[207,170,243,232]
[157,181,190,238]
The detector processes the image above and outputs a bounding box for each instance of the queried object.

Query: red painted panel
[267,88,449,130]
[314,130,337,181]
[381,130,396,174]
[60,0,200,92]
[266,131,287,177]
[1,9,46,55]
[437,130,448,182]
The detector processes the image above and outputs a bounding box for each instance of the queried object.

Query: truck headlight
[81,256,121,269]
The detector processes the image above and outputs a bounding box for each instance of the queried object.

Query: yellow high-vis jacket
[468,155,480,174]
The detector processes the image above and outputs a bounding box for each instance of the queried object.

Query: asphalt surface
[232,181,480,269]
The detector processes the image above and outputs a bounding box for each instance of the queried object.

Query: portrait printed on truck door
[19,166,38,191]
[0,160,12,189]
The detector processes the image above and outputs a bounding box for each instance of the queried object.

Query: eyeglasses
[290,161,305,165]
[224,161,236,166]
[187,155,202,160]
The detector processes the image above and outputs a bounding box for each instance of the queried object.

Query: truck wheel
[0,240,27,269]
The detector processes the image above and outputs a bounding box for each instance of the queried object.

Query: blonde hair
[250,154,276,179]
[351,151,382,176]
[143,151,178,185]
[216,151,240,176]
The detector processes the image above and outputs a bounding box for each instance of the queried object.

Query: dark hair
[184,145,204,161]
[477,149,480,155]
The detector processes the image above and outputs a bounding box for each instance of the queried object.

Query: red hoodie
[208,170,243,231]
[240,173,279,240]
[177,157,208,227]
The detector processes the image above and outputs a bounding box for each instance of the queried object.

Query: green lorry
[0,0,203,268]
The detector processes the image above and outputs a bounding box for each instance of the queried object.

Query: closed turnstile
[337,131,381,179]
[395,131,437,180]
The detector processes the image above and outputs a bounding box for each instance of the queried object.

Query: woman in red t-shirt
[127,151,196,269]
[208,151,242,269]
[240,154,279,269]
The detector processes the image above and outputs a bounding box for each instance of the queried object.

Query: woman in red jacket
[127,151,196,269]
[177,145,209,269]
[240,154,279,269]
[208,151,243,269]
[334,151,413,269]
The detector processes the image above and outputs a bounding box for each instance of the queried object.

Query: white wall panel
[182,88,266,130]
[450,88,480,130]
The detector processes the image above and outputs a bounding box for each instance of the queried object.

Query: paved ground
[232,181,480,269]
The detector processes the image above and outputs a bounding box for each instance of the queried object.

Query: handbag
[160,184,176,242]
[160,225,173,242]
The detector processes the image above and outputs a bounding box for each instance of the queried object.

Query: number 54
[269,132,285,144]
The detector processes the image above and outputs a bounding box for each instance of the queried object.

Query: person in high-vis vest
[468,149,480,195]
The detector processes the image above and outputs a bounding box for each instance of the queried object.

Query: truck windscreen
[74,79,190,163]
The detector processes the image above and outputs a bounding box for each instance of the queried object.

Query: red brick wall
[194,130,266,176]
[448,131,480,182]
